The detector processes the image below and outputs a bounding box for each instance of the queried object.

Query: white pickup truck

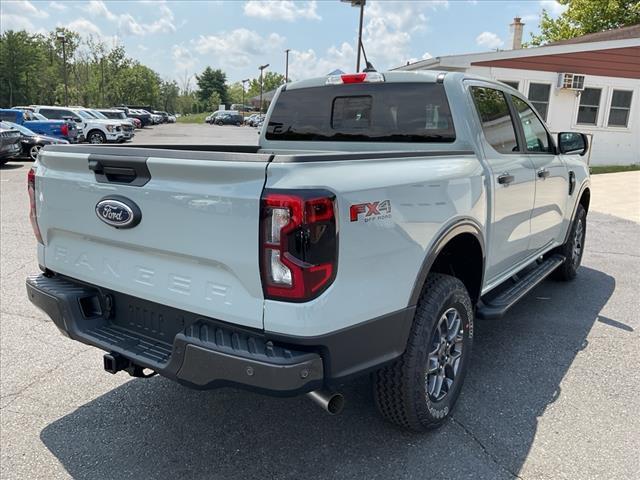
[26,71,591,431]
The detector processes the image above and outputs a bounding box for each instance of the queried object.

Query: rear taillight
[60,124,68,136]
[326,72,385,85]
[260,190,337,302]
[27,167,43,244]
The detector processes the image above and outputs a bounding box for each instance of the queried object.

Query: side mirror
[558,132,588,156]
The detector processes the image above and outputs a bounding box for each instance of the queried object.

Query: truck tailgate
[36,147,271,329]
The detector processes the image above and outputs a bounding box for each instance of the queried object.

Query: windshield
[90,110,109,119]
[32,112,47,120]
[2,121,35,135]
[266,82,456,143]
[76,110,95,119]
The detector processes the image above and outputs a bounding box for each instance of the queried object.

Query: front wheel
[553,204,587,281]
[373,273,474,431]
[87,130,106,144]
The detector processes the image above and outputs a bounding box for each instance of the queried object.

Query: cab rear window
[266,83,456,143]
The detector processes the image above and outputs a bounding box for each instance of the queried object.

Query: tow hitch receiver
[103,352,156,378]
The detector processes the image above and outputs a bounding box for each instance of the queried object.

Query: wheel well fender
[409,220,485,306]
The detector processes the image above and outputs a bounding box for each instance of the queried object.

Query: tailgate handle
[88,154,150,187]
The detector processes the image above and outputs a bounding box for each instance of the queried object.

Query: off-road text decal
[350,200,391,222]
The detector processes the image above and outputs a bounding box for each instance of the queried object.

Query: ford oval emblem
[95,196,141,229]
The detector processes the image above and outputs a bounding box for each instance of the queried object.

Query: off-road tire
[373,273,474,431]
[553,204,587,281]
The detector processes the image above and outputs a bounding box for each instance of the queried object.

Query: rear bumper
[26,273,413,395]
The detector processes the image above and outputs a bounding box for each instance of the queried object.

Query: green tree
[159,80,180,112]
[227,81,246,105]
[196,67,228,104]
[246,71,285,98]
[208,91,222,111]
[527,0,640,46]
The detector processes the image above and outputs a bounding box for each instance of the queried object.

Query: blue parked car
[0,109,78,143]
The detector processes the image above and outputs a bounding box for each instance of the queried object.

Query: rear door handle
[497,173,515,185]
[537,168,550,179]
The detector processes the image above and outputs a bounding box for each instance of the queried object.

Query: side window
[511,96,552,153]
[471,87,519,154]
[577,88,601,125]
[39,109,58,119]
[527,83,551,121]
[607,90,632,127]
[0,112,13,122]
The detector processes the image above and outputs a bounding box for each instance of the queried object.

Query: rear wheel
[553,204,587,281]
[373,273,474,431]
[87,130,106,144]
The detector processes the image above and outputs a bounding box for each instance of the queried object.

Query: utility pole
[341,0,366,72]
[284,49,290,83]
[242,78,249,118]
[56,31,69,106]
[258,64,269,115]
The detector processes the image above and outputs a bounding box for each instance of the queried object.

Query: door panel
[470,86,537,282]
[510,95,568,249]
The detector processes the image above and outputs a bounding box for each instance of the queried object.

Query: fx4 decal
[350,200,392,222]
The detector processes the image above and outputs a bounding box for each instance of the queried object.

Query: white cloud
[65,17,103,37]
[87,0,118,21]
[0,14,36,32]
[539,0,568,17]
[361,1,439,69]
[243,0,320,21]
[2,0,49,18]
[86,0,176,35]
[476,31,504,49]
[193,28,285,68]
[49,1,67,10]
[288,42,357,80]
[172,45,197,71]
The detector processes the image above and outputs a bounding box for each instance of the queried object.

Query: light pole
[56,30,69,106]
[258,63,269,115]
[242,78,249,117]
[341,0,366,72]
[284,49,290,83]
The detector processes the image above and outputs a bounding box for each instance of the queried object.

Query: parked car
[0,108,78,143]
[0,124,21,165]
[245,113,264,127]
[230,104,254,112]
[26,70,591,431]
[166,114,176,123]
[35,106,125,144]
[116,107,151,127]
[0,121,68,160]
[88,109,135,141]
[213,112,244,126]
[152,110,169,123]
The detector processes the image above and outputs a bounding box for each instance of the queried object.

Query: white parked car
[35,106,125,144]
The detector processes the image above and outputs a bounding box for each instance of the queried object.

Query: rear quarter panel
[263,154,486,336]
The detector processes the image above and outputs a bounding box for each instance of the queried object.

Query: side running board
[476,254,566,320]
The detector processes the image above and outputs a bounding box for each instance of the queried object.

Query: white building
[396,23,640,166]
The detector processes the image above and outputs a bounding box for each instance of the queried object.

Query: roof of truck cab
[285,70,452,90]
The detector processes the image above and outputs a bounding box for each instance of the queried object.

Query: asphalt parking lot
[1,124,639,480]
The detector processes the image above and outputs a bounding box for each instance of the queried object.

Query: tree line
[0,28,286,114]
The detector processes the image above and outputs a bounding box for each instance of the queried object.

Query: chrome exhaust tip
[306,390,345,415]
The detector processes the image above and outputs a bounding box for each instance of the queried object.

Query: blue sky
[1,0,567,85]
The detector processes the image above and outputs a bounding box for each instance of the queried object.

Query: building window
[577,88,602,125]
[607,90,633,127]
[500,80,519,90]
[527,83,551,121]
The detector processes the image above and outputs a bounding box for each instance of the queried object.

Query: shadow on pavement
[40,267,614,479]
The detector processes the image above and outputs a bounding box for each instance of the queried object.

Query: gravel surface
[1,124,639,479]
